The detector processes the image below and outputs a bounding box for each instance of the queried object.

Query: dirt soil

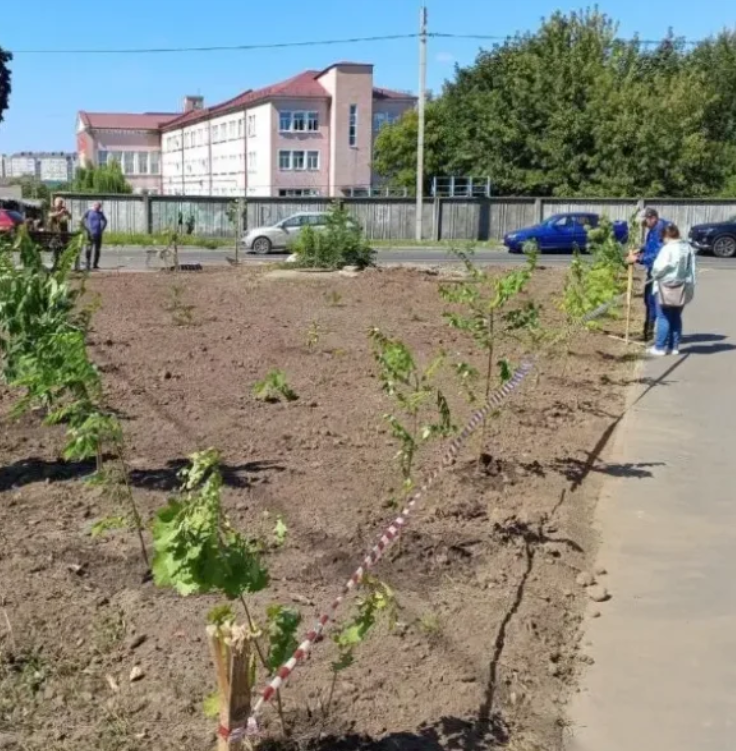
[0,265,639,751]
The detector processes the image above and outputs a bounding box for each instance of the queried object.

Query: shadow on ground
[0,455,285,492]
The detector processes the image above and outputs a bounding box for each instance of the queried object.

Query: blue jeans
[655,300,683,351]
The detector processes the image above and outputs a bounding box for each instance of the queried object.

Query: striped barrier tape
[228,290,628,741]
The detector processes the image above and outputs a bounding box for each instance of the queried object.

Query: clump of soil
[0,265,636,750]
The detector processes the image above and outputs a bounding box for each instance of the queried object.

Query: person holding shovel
[627,208,670,342]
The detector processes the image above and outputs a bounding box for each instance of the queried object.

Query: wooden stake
[207,624,253,751]
[624,262,635,344]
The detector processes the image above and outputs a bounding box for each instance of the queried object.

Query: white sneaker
[671,349,680,356]
[647,347,667,357]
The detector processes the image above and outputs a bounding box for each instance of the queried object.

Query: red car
[0,208,24,233]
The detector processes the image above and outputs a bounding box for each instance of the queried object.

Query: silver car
[242,212,331,254]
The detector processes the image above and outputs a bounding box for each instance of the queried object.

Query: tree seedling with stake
[151,449,301,740]
[369,328,454,493]
[305,320,323,350]
[438,244,541,464]
[252,369,298,403]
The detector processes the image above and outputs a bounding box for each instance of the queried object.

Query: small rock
[563,589,574,598]
[588,586,610,603]
[129,666,145,683]
[105,674,120,693]
[128,634,147,651]
[590,610,601,619]
[575,571,595,587]
[548,663,561,677]
[579,654,596,665]
[290,594,314,607]
[460,674,477,683]
[595,566,608,577]
[162,371,172,380]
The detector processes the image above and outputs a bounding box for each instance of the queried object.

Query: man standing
[628,208,670,342]
[82,201,108,271]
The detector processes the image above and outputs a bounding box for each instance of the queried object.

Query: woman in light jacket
[649,223,696,356]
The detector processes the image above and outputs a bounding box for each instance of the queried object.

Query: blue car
[503,212,629,253]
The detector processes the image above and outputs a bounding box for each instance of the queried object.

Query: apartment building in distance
[75,62,415,197]
[161,62,415,197]
[1,152,78,183]
[76,111,179,194]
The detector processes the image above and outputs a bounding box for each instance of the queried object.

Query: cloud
[435,52,455,64]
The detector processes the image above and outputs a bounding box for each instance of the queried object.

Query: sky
[0,0,733,153]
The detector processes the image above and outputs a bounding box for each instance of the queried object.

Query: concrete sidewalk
[565,271,736,751]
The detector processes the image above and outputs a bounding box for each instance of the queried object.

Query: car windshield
[728,215,736,223]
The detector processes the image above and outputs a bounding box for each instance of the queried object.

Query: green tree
[70,161,132,194]
[0,46,11,125]
[372,103,450,192]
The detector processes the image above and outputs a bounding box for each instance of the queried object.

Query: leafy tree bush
[374,9,736,197]
[291,204,375,269]
[0,46,11,125]
[69,162,132,194]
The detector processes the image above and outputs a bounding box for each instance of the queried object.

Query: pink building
[76,111,178,194]
[76,62,415,197]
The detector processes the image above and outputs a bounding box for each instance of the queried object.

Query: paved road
[565,271,736,751]
[94,245,736,272]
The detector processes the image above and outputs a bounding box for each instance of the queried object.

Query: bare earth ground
[0,265,638,751]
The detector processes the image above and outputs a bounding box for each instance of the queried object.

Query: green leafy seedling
[439,244,541,463]
[252,369,298,403]
[369,328,453,491]
[273,516,288,547]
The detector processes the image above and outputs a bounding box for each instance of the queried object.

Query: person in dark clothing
[82,202,108,270]
[628,208,670,342]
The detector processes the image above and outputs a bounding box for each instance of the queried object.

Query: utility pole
[415,4,428,242]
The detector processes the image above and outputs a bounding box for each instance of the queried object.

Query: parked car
[242,212,338,254]
[0,208,24,234]
[503,212,629,253]
[688,216,736,258]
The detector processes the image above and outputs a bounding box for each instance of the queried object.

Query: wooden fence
[53,193,736,243]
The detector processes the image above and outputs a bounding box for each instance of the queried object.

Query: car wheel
[252,236,272,255]
[713,235,736,259]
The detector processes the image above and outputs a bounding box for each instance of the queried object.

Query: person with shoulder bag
[648,223,695,357]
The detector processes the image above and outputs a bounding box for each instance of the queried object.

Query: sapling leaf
[266,604,302,672]
[207,604,236,627]
[273,516,288,547]
[90,516,128,538]
[202,692,220,719]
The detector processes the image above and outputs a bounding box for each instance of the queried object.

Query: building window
[238,119,243,137]
[248,151,257,174]
[278,150,291,170]
[98,150,109,166]
[150,152,160,175]
[229,121,236,139]
[307,151,319,170]
[122,152,135,175]
[307,111,319,131]
[278,188,320,197]
[292,151,305,170]
[248,114,257,136]
[349,104,358,147]
[212,124,219,141]
[292,112,306,131]
[137,152,149,174]
[279,111,292,132]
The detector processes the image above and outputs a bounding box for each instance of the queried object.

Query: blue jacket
[83,209,108,238]
[640,218,670,271]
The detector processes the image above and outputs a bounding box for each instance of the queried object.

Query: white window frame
[307,150,319,171]
[248,114,257,136]
[279,111,292,132]
[278,150,292,170]
[292,112,306,132]
[137,152,149,175]
[292,150,306,170]
[307,111,319,131]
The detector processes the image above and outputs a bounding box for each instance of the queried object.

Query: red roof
[79,66,417,134]
[79,111,180,131]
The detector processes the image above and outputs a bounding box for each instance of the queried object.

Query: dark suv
[689,216,736,258]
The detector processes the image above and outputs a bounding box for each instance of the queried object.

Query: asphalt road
[93,245,736,272]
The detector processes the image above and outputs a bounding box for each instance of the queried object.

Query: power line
[9,29,724,55]
[10,33,418,55]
